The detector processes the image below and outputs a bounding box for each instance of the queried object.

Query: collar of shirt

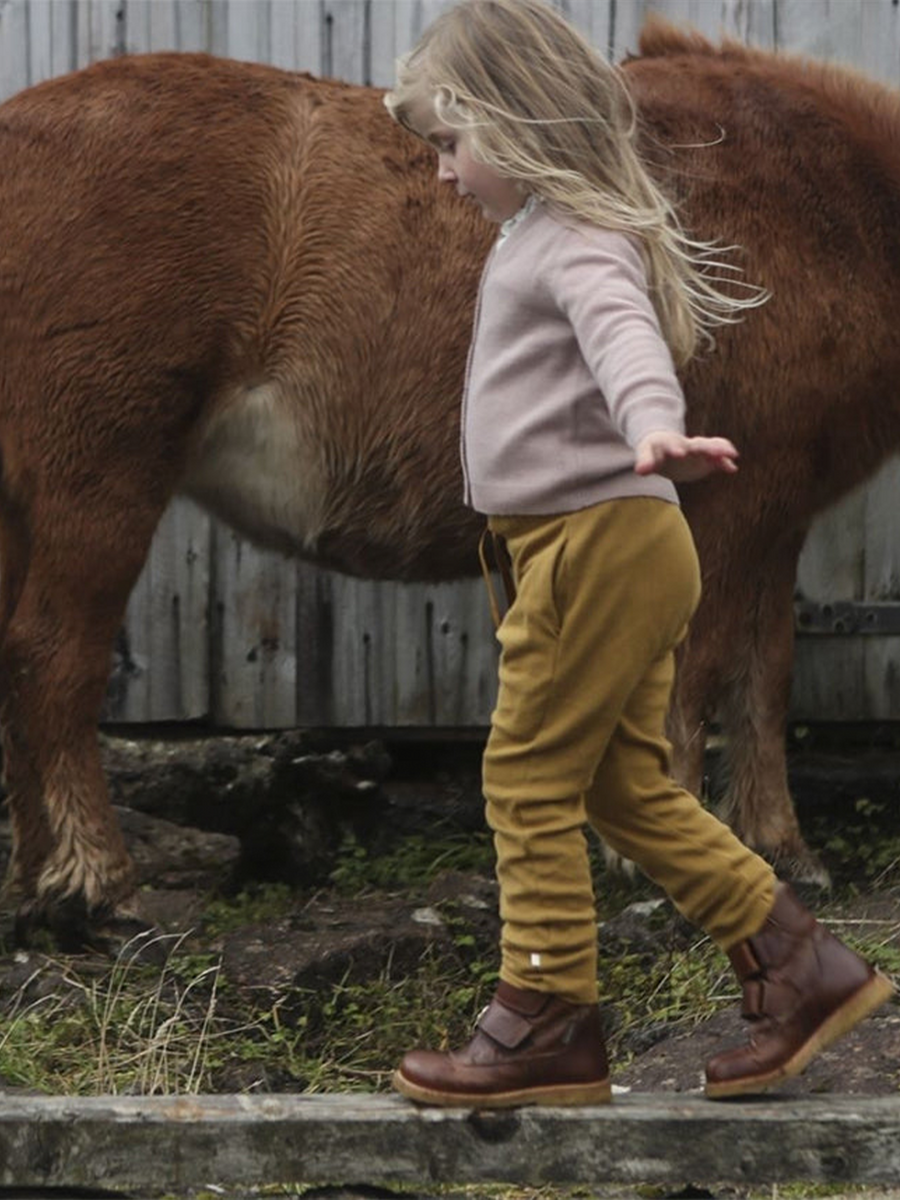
[496,193,539,248]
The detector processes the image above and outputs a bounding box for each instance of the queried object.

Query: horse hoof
[14,895,165,960]
[769,845,832,893]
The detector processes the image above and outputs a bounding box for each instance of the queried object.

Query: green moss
[328,830,494,894]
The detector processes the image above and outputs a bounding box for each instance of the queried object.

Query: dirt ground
[1,730,899,1104]
[130,733,900,1099]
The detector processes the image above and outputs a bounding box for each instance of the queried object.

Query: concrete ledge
[2,1092,900,1193]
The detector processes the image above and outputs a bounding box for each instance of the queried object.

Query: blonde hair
[385,0,765,365]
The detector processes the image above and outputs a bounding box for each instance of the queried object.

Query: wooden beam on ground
[2,1092,900,1194]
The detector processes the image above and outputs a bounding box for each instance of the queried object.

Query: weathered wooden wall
[1,0,899,728]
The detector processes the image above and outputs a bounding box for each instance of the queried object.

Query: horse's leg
[715,532,828,884]
[0,481,169,950]
[677,490,827,885]
[0,499,55,915]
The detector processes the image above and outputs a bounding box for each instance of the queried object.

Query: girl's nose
[437,157,456,183]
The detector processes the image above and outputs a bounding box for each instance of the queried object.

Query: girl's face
[411,101,522,223]
[433,129,521,222]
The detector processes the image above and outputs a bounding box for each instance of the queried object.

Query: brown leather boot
[706,882,895,1098]
[392,980,611,1107]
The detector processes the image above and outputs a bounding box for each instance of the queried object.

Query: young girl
[384,0,893,1107]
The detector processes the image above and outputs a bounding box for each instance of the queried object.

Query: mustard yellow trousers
[484,498,775,1004]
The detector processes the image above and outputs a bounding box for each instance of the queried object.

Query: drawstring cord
[478,527,516,629]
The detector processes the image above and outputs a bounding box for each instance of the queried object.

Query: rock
[115,806,240,892]
[102,731,393,888]
[218,893,456,1002]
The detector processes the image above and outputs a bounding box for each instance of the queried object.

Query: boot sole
[392,1069,612,1108]
[705,969,896,1100]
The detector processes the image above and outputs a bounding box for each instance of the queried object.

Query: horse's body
[2,24,900,941]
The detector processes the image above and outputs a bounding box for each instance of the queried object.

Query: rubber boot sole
[705,969,896,1099]
[392,1068,612,1108]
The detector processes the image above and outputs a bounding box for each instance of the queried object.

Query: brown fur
[2,27,899,940]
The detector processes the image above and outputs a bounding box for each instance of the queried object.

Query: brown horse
[1,21,899,946]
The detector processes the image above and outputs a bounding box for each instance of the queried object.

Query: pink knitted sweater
[461,201,685,515]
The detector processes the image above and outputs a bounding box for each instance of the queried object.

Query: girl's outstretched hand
[634,431,739,482]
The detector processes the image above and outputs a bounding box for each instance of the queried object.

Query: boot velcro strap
[742,977,796,1021]
[477,999,536,1050]
[728,940,762,982]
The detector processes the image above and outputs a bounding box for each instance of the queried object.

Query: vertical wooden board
[322,0,367,82]
[863,456,900,717]
[294,563,340,726]
[556,0,614,57]
[122,0,211,53]
[796,487,867,604]
[314,576,498,728]
[792,486,867,720]
[369,0,399,85]
[110,500,212,722]
[773,0,894,73]
[209,527,301,728]
[718,0,776,46]
[403,0,456,47]
[791,638,867,720]
[781,0,900,84]
[325,575,397,725]
[212,0,271,61]
[0,0,31,98]
[611,0,776,61]
[268,0,323,73]
[74,0,122,66]
[33,1,81,86]
[173,0,212,52]
[855,0,900,87]
[428,579,498,725]
[864,634,900,721]
[121,0,175,53]
[862,455,900,603]
[373,0,457,82]
[391,582,436,725]
[25,0,74,90]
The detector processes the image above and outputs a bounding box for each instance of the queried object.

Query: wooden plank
[122,0,211,54]
[775,0,900,85]
[323,0,368,83]
[793,486,867,721]
[74,0,123,67]
[558,0,614,59]
[863,457,900,719]
[214,0,271,62]
[268,0,323,74]
[209,525,300,728]
[610,0,776,62]
[107,499,211,723]
[0,0,32,99]
[2,1092,900,1192]
[26,0,76,89]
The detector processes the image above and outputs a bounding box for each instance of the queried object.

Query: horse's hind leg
[0,481,168,949]
[0,499,55,914]
[713,532,830,886]
[675,495,828,885]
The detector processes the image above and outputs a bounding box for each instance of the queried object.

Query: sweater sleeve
[546,224,686,448]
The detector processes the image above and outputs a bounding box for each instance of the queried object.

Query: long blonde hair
[385,0,765,365]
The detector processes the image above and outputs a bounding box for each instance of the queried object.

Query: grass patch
[0,827,896,1097]
[328,829,495,894]
[242,948,495,1093]
[0,935,232,1094]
